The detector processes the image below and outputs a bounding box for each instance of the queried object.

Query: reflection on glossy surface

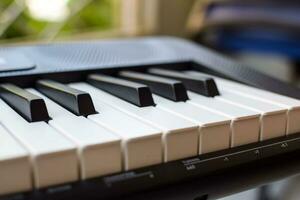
[219,175,300,200]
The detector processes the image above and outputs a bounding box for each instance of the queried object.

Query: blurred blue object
[214,29,300,59]
[205,3,300,27]
[199,0,300,60]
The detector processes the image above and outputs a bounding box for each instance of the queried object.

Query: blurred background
[1,0,300,85]
[1,1,300,198]
[0,0,197,43]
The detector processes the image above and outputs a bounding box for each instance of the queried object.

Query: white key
[209,76,300,135]
[87,102,162,170]
[216,90,287,140]
[0,125,31,195]
[153,95,231,154]
[70,83,199,161]
[29,89,122,179]
[0,99,78,189]
[187,92,260,147]
[187,71,299,136]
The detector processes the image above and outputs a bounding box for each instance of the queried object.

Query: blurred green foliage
[0,0,119,40]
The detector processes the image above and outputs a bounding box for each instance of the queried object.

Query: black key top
[87,74,155,107]
[0,83,50,122]
[36,80,96,116]
[119,71,189,102]
[148,68,220,97]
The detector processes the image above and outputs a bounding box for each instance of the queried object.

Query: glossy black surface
[88,74,155,107]
[36,80,96,116]
[119,71,189,102]
[0,83,49,122]
[0,51,35,73]
[148,68,220,97]
[0,37,300,200]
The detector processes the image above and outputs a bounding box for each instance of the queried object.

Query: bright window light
[26,0,70,22]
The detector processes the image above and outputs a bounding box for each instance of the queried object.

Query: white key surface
[0,99,78,189]
[153,95,231,154]
[0,125,31,195]
[71,83,200,161]
[211,76,300,135]
[66,84,162,170]
[217,90,287,140]
[29,89,122,179]
[185,71,288,140]
[87,101,162,170]
[187,92,260,147]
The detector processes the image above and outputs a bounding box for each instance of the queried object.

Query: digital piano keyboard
[1,37,300,200]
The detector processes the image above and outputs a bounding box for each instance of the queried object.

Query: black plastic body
[119,71,189,102]
[88,74,155,107]
[1,37,300,200]
[36,80,96,116]
[148,68,220,97]
[0,83,49,122]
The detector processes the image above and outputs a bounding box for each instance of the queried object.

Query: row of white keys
[86,98,162,170]
[30,89,162,171]
[152,95,231,154]
[217,90,287,140]
[0,99,78,189]
[209,76,300,135]
[187,92,260,147]
[70,83,199,162]
[0,124,31,195]
[28,89,122,179]
[185,71,288,140]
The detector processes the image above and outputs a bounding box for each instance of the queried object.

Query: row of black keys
[0,68,220,122]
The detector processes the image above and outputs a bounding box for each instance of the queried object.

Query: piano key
[71,83,199,161]
[187,71,300,135]
[0,83,50,122]
[87,74,155,107]
[216,90,287,140]
[152,95,231,154]
[0,99,78,189]
[28,89,122,179]
[86,100,162,170]
[186,92,260,147]
[148,68,220,97]
[119,71,189,102]
[0,125,31,195]
[36,80,96,116]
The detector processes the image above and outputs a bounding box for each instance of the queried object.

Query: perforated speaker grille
[0,36,299,99]
[0,37,199,76]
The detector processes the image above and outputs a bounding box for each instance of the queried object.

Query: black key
[36,80,96,116]
[119,71,189,102]
[148,68,220,97]
[0,83,50,122]
[87,74,155,107]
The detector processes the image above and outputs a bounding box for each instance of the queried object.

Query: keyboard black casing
[1,37,300,200]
